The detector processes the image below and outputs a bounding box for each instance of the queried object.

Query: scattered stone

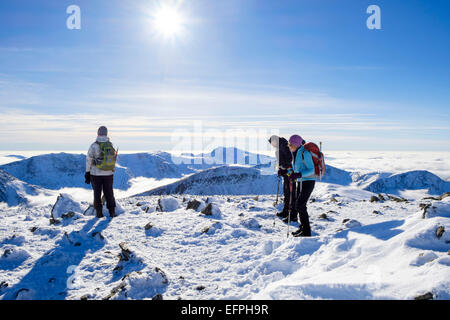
[144,222,153,231]
[0,281,8,290]
[310,198,316,203]
[119,242,133,261]
[201,226,210,234]
[80,294,90,300]
[49,217,61,225]
[186,200,202,211]
[319,213,328,220]
[436,226,445,239]
[342,218,351,224]
[439,192,450,200]
[387,195,408,203]
[253,196,259,201]
[61,211,75,219]
[414,292,433,300]
[378,194,386,201]
[136,202,143,207]
[420,203,432,219]
[370,196,380,203]
[372,210,382,215]
[102,282,127,300]
[155,267,168,284]
[201,203,214,216]
[152,293,163,300]
[30,227,38,233]
[329,197,338,203]
[238,213,244,217]
[195,285,206,291]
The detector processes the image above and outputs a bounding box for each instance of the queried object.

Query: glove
[85,172,91,184]
[277,169,287,177]
[289,172,302,182]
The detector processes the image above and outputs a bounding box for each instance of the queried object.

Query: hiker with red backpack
[85,126,118,218]
[286,134,325,237]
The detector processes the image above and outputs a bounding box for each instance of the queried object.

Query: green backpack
[95,141,117,171]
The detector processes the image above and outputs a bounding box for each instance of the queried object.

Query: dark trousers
[294,180,315,233]
[91,175,116,211]
[282,174,297,212]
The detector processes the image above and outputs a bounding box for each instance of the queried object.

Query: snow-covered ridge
[0,147,274,191]
[0,169,50,206]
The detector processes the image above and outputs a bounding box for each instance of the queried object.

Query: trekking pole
[273,176,281,227]
[287,180,293,238]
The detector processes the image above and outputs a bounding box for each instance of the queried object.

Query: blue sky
[0,0,449,152]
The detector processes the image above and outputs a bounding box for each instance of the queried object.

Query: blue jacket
[293,145,316,181]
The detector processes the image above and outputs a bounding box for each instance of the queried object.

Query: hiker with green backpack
[85,126,118,218]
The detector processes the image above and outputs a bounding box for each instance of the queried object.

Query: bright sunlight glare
[152,6,184,38]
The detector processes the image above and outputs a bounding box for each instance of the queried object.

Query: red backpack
[301,142,326,180]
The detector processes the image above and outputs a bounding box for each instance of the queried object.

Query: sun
[152,6,184,38]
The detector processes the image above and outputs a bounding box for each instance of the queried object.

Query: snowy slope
[136,164,353,196]
[136,166,278,196]
[0,152,196,191]
[0,187,448,300]
[363,170,450,195]
[0,169,51,206]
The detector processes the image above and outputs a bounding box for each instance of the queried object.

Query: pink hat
[289,135,305,147]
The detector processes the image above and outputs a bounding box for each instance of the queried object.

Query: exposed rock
[387,195,408,203]
[102,282,126,300]
[414,292,433,300]
[201,203,214,216]
[419,203,432,219]
[155,267,169,284]
[49,217,61,225]
[201,226,210,234]
[370,196,380,203]
[80,294,90,300]
[30,227,38,233]
[329,197,338,203]
[152,293,163,300]
[61,211,76,219]
[372,210,382,215]
[0,281,8,290]
[144,222,153,231]
[436,226,445,239]
[195,285,206,291]
[253,196,259,201]
[119,242,133,262]
[378,194,386,201]
[186,199,202,211]
[319,213,328,220]
[342,218,351,224]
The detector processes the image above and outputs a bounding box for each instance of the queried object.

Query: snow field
[1,184,449,300]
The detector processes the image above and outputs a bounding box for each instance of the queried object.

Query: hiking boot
[292,228,311,237]
[95,208,104,218]
[109,208,116,218]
